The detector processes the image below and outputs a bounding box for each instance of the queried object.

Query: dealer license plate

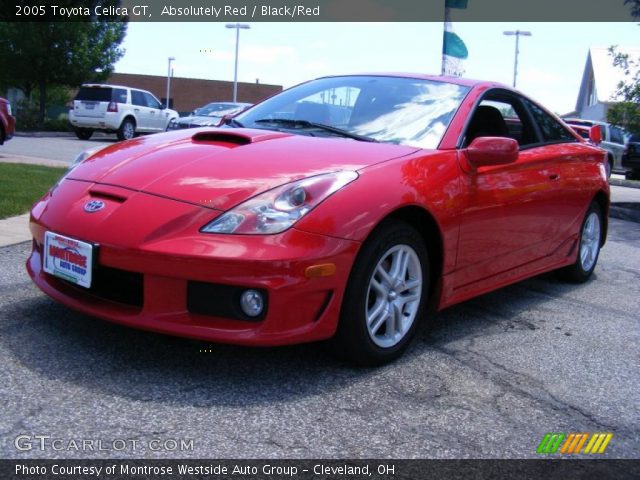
[43,232,94,288]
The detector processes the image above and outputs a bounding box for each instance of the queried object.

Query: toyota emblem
[84,200,105,213]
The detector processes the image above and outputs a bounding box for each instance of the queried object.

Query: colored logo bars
[537,432,613,454]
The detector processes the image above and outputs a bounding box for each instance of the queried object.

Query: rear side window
[112,88,127,104]
[525,100,576,144]
[610,126,624,144]
[75,87,112,102]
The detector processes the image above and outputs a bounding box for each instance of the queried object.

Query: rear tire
[331,220,429,366]
[625,169,640,181]
[74,128,93,140]
[117,118,136,141]
[557,202,603,283]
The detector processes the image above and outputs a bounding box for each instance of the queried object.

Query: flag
[442,0,469,77]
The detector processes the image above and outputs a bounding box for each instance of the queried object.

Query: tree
[0,2,127,123]
[607,0,640,134]
[607,48,640,134]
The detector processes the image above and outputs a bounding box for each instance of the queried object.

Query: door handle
[549,173,560,181]
[134,108,140,112]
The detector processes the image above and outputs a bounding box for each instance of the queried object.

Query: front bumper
[27,188,360,346]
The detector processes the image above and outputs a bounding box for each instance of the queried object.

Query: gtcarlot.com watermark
[15,435,194,452]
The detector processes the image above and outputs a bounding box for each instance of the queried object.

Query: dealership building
[107,73,282,113]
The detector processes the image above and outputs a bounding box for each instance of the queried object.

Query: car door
[131,90,152,132]
[143,92,166,131]
[452,91,575,295]
[607,125,626,170]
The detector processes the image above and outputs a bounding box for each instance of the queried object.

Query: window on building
[587,74,598,106]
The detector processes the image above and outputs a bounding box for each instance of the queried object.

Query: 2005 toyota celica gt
[27,74,609,365]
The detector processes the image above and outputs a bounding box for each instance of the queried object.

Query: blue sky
[114,22,639,114]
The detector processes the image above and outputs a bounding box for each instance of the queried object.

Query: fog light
[240,289,264,317]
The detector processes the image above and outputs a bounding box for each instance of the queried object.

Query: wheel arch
[365,205,444,305]
[121,115,136,128]
[591,190,609,247]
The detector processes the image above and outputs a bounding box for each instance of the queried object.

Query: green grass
[0,163,67,219]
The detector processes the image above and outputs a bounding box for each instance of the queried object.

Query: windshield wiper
[254,118,377,142]
[223,117,244,128]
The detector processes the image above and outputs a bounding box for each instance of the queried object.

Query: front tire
[558,202,603,283]
[331,220,429,366]
[117,118,136,141]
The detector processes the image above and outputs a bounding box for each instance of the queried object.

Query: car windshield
[195,103,244,117]
[235,75,470,148]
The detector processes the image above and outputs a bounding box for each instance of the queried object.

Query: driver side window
[464,96,536,148]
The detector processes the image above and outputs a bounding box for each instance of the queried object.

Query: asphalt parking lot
[0,217,638,459]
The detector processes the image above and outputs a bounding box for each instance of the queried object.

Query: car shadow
[1,271,594,408]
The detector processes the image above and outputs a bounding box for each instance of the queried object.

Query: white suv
[69,84,178,141]
[563,118,627,177]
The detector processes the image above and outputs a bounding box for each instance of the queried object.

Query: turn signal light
[305,263,336,278]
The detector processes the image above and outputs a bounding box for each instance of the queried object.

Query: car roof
[317,73,509,89]
[80,84,144,91]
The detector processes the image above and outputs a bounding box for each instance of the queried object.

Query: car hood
[176,115,222,126]
[67,128,419,211]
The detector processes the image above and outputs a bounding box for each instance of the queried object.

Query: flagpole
[441,7,451,75]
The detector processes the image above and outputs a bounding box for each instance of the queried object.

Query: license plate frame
[43,232,95,288]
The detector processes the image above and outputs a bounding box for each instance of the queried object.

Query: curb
[0,214,30,248]
[609,203,640,224]
[0,154,69,168]
[14,131,111,138]
[14,131,74,138]
[610,178,640,190]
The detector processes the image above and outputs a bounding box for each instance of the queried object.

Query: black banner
[1,459,639,480]
[3,0,639,22]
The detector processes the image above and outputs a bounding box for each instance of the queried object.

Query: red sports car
[0,96,15,144]
[27,74,609,365]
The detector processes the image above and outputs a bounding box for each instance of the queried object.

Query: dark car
[168,102,252,130]
[0,97,16,144]
[623,133,640,180]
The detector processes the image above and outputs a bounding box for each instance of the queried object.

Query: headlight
[201,171,358,234]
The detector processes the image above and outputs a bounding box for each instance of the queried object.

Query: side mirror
[218,114,233,127]
[466,137,519,167]
[589,125,602,144]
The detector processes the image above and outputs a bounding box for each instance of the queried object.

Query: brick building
[107,73,282,113]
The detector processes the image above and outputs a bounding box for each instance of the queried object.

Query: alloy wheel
[365,244,422,348]
[579,211,601,272]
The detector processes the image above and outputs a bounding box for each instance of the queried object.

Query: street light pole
[166,56,175,108]
[225,23,250,103]
[503,30,532,88]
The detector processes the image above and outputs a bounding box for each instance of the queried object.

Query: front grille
[60,265,143,308]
